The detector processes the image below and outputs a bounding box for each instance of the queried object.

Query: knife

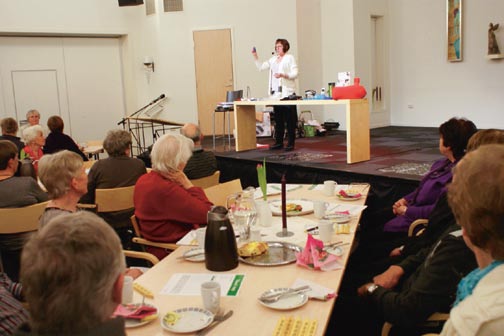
[196,310,233,336]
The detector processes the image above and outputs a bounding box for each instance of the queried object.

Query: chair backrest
[95,185,135,213]
[190,171,220,189]
[0,201,49,234]
[130,214,142,238]
[226,90,243,103]
[204,179,242,206]
[123,250,159,265]
[82,160,97,170]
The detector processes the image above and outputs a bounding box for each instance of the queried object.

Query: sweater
[134,171,213,260]
[440,264,504,336]
[384,158,455,232]
[43,132,88,161]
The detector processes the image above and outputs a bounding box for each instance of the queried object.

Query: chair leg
[222,112,226,148]
[213,111,216,150]
[227,111,232,149]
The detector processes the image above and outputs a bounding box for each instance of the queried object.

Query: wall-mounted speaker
[118,0,144,6]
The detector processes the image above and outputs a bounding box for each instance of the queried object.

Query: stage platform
[209,126,442,211]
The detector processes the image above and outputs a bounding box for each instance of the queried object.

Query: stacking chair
[203,178,242,207]
[0,201,49,277]
[94,185,135,213]
[130,215,179,252]
[213,90,243,149]
[0,201,49,234]
[190,170,220,189]
[408,218,429,237]
[123,250,159,266]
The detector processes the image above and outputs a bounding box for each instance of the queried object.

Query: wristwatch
[367,283,379,295]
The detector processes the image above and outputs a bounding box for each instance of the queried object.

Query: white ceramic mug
[122,275,134,304]
[196,227,206,248]
[323,180,337,196]
[318,220,334,243]
[313,200,329,219]
[201,281,221,314]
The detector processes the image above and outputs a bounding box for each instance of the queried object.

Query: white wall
[1,0,503,129]
[389,0,504,129]
[123,0,298,124]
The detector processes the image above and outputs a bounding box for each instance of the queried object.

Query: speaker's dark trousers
[273,105,297,146]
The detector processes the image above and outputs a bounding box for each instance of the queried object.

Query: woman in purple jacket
[384,117,477,233]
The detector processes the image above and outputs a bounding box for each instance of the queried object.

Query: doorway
[193,29,234,137]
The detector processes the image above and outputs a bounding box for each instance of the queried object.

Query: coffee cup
[313,200,329,219]
[201,281,220,314]
[318,219,334,243]
[323,180,337,196]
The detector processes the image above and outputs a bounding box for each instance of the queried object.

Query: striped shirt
[0,273,28,336]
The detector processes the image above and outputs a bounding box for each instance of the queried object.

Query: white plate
[336,194,363,201]
[269,199,314,216]
[325,246,344,257]
[258,288,309,310]
[161,307,214,333]
[183,248,205,262]
[116,304,158,329]
[325,213,351,224]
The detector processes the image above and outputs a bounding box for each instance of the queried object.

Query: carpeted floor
[209,126,442,183]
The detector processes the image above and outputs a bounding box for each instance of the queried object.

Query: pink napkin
[113,304,157,320]
[295,234,343,271]
[339,190,361,198]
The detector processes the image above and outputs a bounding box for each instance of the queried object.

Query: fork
[196,310,233,336]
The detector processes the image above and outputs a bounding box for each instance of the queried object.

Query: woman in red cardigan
[134,133,213,260]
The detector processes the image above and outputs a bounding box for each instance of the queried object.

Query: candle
[281,174,287,230]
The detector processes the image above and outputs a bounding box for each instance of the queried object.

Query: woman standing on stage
[253,38,299,151]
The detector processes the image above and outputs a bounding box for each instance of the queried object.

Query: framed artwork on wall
[447,0,462,62]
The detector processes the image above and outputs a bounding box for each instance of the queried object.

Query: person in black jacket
[43,115,88,161]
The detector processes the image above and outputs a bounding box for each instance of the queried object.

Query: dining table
[126,183,369,336]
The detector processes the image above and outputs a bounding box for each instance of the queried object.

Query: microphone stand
[117,95,164,126]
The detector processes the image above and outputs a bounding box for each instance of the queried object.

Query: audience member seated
[43,116,87,161]
[0,118,24,154]
[38,151,87,228]
[19,109,47,137]
[19,125,45,176]
[16,211,126,336]
[180,123,218,179]
[440,144,504,336]
[0,141,48,281]
[0,272,29,336]
[359,118,476,251]
[80,130,146,246]
[330,128,504,335]
[134,134,213,260]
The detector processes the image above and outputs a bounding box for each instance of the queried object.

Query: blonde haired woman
[38,150,87,228]
[134,133,213,260]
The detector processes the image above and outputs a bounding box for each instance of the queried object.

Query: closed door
[193,29,234,136]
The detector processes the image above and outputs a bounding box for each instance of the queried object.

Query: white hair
[22,125,44,143]
[151,133,194,174]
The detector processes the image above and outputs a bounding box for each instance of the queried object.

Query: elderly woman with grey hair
[38,150,88,228]
[134,133,213,260]
[20,125,45,175]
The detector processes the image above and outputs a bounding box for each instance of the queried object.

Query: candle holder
[276,174,294,237]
